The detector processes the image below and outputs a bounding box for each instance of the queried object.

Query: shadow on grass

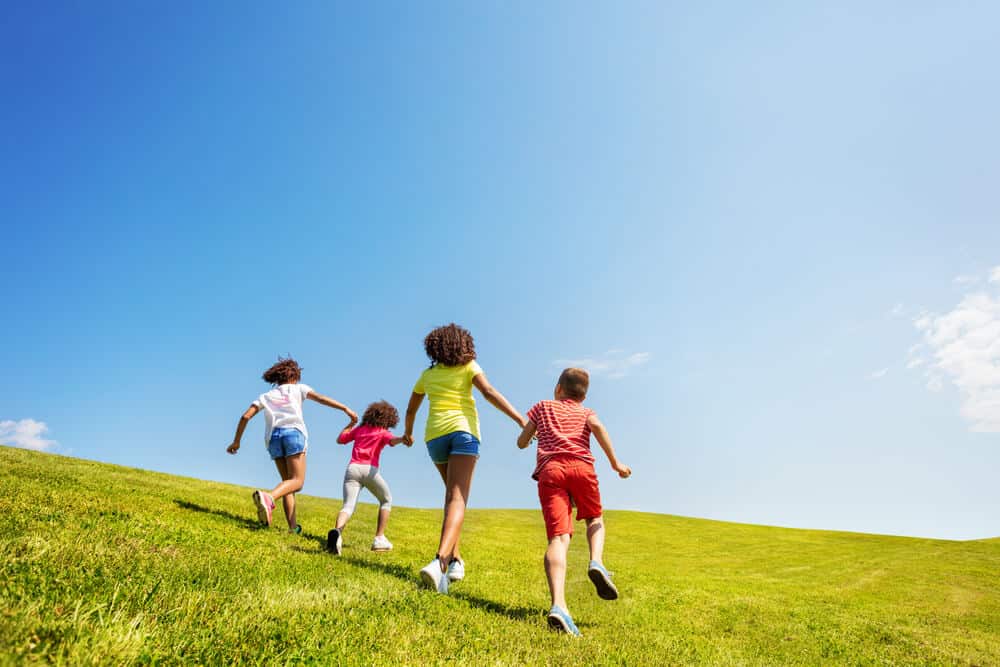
[174,499,328,546]
[174,500,262,530]
[343,556,539,622]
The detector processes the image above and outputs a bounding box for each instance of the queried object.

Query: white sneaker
[419,558,449,594]
[371,535,393,552]
[447,558,465,582]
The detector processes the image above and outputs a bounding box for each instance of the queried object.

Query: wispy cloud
[869,368,889,380]
[0,419,58,452]
[554,349,651,379]
[953,274,979,286]
[888,303,905,318]
[907,265,1000,432]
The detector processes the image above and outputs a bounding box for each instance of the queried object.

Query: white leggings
[340,463,392,517]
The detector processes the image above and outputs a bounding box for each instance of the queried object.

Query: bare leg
[545,534,572,611]
[435,454,476,572]
[271,453,306,529]
[586,517,605,565]
[434,462,463,564]
[375,508,391,537]
[335,510,351,531]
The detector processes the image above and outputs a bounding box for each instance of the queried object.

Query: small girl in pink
[326,400,409,555]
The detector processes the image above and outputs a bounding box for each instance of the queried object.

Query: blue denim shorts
[426,431,480,464]
[268,427,307,460]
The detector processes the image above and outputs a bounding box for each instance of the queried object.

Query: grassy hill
[2,446,998,665]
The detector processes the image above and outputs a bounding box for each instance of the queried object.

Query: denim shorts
[268,427,307,460]
[426,431,480,464]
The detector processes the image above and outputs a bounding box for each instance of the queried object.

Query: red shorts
[537,458,602,540]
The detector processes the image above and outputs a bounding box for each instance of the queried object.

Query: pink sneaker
[252,490,275,527]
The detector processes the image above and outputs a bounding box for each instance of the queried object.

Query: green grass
[2,445,999,665]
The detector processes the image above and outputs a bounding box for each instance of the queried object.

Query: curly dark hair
[262,357,302,385]
[361,400,399,429]
[424,323,476,367]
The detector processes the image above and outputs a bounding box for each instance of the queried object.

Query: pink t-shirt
[337,425,395,467]
[526,399,597,480]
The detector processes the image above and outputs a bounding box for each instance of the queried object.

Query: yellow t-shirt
[413,360,483,442]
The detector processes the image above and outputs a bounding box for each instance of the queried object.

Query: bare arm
[336,415,359,444]
[389,436,408,447]
[587,414,631,478]
[516,420,537,450]
[472,373,527,427]
[227,404,260,454]
[403,392,424,445]
[306,390,358,422]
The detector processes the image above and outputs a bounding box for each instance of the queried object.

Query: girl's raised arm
[306,390,358,422]
[227,404,260,454]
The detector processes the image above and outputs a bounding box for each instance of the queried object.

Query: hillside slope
[2,446,998,665]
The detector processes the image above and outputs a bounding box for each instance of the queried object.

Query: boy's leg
[545,534,572,611]
[585,517,605,565]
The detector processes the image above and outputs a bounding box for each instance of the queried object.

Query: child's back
[527,398,596,480]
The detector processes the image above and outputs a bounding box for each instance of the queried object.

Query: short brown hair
[558,367,589,400]
[424,323,477,367]
[361,400,399,429]
[262,357,302,385]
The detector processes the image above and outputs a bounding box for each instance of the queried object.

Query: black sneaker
[326,528,342,555]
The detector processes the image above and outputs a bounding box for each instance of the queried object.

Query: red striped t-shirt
[527,399,596,480]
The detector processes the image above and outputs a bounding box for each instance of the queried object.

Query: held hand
[403,433,414,446]
[226,442,240,455]
[614,463,632,479]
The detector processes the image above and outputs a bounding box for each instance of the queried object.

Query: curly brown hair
[361,400,399,429]
[262,357,302,385]
[424,323,477,367]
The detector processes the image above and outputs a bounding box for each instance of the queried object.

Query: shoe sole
[588,568,619,600]
[547,613,578,636]
[326,529,342,555]
[419,569,436,589]
[371,546,392,552]
[252,491,271,527]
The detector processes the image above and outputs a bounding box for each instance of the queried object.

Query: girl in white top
[227,357,357,532]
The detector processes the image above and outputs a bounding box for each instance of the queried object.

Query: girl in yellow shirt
[404,323,526,593]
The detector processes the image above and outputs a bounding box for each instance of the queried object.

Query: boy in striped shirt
[517,367,632,636]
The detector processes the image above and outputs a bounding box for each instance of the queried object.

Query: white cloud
[869,368,889,380]
[0,419,58,451]
[908,276,1000,432]
[953,274,979,286]
[889,303,905,318]
[554,350,651,379]
[990,266,1000,284]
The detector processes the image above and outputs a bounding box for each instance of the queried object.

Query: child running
[326,400,408,555]
[516,367,631,636]
[227,357,357,533]
[403,323,526,593]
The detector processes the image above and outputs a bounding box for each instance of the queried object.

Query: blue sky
[2,2,998,540]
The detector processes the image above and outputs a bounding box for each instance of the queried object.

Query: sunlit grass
[2,445,998,665]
